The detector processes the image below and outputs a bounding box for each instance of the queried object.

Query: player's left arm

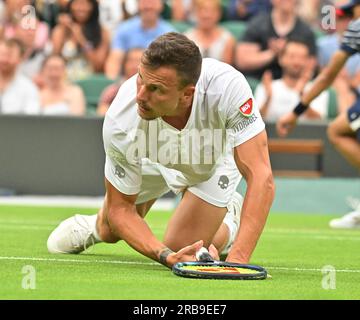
[227,129,275,264]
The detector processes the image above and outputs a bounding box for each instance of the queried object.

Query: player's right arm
[104,177,204,267]
[276,50,349,137]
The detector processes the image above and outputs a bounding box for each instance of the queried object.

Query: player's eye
[148,85,159,92]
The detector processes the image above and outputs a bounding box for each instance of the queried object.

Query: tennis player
[47,32,275,267]
[277,0,360,229]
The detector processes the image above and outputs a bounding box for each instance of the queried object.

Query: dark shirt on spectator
[239,12,317,80]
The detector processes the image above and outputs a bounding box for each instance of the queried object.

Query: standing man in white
[48,33,275,268]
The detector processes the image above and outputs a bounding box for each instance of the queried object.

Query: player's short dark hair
[141,32,202,88]
[0,38,26,57]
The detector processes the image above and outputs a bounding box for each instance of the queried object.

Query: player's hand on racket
[165,241,219,267]
[276,112,298,137]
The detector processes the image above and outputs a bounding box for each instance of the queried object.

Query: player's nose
[137,85,149,102]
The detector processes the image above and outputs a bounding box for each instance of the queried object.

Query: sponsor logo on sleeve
[239,98,253,117]
[233,114,258,132]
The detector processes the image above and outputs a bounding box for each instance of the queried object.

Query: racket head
[172,261,267,280]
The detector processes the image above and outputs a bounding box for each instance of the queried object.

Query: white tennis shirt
[103,58,265,195]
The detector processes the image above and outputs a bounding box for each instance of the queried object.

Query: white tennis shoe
[329,211,360,229]
[47,214,100,254]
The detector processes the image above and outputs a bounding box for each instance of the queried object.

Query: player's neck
[162,100,193,131]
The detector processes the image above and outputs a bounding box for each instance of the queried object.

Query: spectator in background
[297,0,334,30]
[317,7,360,113]
[51,0,110,81]
[255,40,329,121]
[227,0,272,21]
[97,47,143,116]
[39,54,85,115]
[171,0,195,22]
[105,0,174,80]
[0,38,41,114]
[35,0,70,30]
[14,16,49,82]
[236,0,317,80]
[1,0,50,51]
[185,0,235,65]
[98,0,138,38]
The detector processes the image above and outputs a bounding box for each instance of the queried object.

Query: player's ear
[182,85,195,102]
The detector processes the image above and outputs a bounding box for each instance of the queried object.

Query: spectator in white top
[255,39,329,121]
[185,0,236,65]
[0,38,41,115]
[98,0,138,37]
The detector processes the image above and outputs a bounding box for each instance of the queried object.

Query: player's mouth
[137,103,151,115]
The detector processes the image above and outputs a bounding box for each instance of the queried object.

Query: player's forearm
[302,51,348,107]
[107,206,167,263]
[226,172,275,263]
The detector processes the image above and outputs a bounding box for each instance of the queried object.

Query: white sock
[89,214,103,242]
[222,214,238,255]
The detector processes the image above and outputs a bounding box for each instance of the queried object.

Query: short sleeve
[341,19,360,56]
[103,115,142,195]
[223,73,265,147]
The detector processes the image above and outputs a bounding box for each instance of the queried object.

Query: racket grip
[196,247,214,262]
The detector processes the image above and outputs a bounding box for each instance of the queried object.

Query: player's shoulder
[199,58,247,92]
[105,74,139,131]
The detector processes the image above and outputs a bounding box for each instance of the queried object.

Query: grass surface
[0,205,359,300]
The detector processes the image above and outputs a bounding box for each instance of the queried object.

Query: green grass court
[0,204,359,300]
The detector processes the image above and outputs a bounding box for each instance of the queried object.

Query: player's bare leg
[327,112,360,229]
[163,190,242,255]
[47,196,157,254]
[327,112,360,169]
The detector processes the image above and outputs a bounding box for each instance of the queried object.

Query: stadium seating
[268,139,324,177]
[75,74,114,115]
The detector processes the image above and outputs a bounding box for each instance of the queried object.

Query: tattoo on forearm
[159,248,174,267]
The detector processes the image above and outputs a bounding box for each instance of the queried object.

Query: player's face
[136,64,188,120]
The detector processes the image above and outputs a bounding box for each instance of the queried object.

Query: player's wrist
[293,101,308,116]
[158,247,174,268]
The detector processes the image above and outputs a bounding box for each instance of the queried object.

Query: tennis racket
[172,247,268,280]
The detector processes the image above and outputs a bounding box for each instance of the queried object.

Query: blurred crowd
[0,0,357,120]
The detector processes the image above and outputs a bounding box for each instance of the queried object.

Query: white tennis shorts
[136,155,241,208]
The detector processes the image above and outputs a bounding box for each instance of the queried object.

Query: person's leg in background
[327,100,360,229]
